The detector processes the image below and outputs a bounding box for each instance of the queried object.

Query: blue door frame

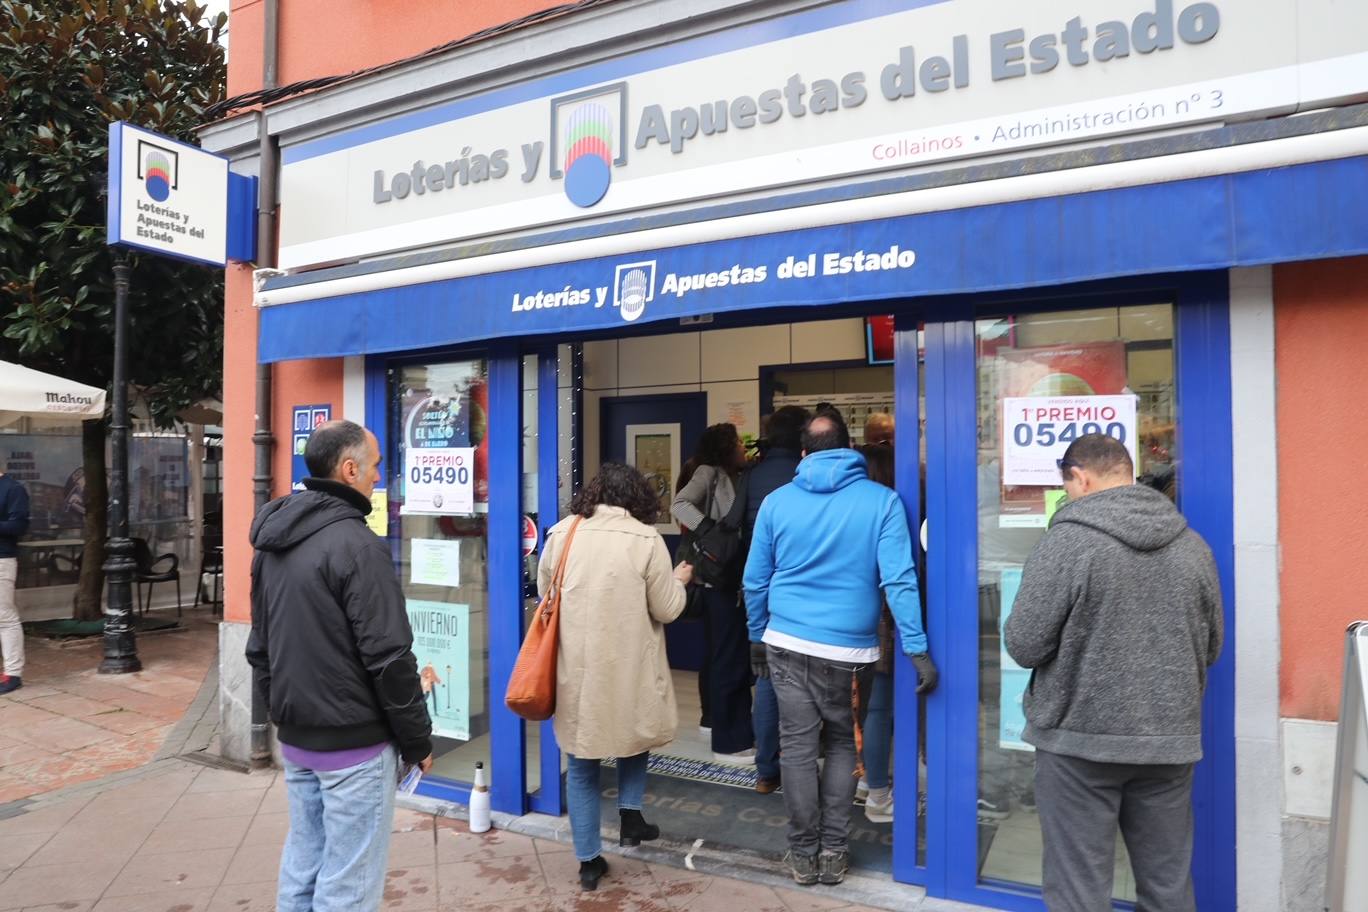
[913,273,1236,911]
[365,271,1236,911]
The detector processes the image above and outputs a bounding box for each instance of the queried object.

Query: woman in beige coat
[539,462,692,891]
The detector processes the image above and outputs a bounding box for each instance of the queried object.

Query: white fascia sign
[107,121,229,267]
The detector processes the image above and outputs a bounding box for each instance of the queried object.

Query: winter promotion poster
[406,599,471,741]
[997,342,1127,528]
[998,568,1033,753]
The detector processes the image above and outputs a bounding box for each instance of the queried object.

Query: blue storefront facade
[204,1,1368,908]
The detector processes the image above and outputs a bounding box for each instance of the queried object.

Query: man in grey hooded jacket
[1005,433,1222,912]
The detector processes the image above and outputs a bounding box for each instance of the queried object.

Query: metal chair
[47,550,82,584]
[193,521,223,615]
[132,537,181,617]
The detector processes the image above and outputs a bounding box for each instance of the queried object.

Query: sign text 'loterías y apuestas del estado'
[276,0,1368,270]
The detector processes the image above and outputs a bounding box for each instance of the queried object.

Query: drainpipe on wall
[249,0,280,770]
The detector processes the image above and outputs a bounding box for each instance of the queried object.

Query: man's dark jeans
[767,644,874,856]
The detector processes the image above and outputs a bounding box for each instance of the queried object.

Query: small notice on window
[366,491,388,537]
[411,538,461,588]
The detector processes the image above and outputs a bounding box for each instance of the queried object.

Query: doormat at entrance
[595,767,894,875]
[604,753,759,790]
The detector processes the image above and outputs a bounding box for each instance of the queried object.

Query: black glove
[750,642,769,679]
[909,652,939,695]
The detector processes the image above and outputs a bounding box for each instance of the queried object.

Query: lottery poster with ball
[400,383,485,516]
[996,341,1129,528]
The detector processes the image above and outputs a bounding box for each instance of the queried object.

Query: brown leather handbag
[504,516,581,721]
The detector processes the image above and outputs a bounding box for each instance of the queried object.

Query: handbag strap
[543,516,582,613]
[721,468,750,530]
[702,468,716,522]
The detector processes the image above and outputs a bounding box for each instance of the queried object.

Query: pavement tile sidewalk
[0,614,984,912]
[0,614,219,804]
[0,760,888,912]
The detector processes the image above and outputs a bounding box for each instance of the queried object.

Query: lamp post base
[98,654,143,675]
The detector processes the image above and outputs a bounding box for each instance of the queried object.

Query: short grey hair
[304,420,370,478]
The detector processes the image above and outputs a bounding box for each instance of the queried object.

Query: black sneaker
[0,675,21,696]
[783,850,819,886]
[818,850,849,885]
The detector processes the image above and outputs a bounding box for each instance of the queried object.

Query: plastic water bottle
[469,762,491,834]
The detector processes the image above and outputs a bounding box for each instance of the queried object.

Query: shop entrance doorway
[600,391,708,673]
[573,317,912,877]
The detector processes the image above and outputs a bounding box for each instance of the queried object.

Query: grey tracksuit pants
[1035,750,1197,912]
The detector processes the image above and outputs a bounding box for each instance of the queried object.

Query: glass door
[389,359,493,785]
[973,304,1176,899]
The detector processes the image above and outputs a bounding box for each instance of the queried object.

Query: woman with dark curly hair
[671,422,754,764]
[540,462,693,891]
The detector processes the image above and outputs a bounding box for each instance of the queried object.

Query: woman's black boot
[579,855,609,891]
[619,808,660,847]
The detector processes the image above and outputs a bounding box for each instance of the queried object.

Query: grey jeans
[767,644,874,856]
[1035,750,1196,912]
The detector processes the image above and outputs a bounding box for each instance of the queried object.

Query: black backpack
[683,469,749,590]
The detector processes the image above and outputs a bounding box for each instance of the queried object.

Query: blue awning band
[259,155,1368,362]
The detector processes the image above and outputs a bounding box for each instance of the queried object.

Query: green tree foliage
[0,0,228,618]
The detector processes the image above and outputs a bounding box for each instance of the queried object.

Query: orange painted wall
[270,359,345,496]
[222,264,258,625]
[1276,256,1368,721]
[221,277,342,624]
[228,0,566,96]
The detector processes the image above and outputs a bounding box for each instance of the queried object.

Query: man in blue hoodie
[743,412,937,886]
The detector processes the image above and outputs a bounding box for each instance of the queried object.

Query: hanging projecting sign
[402,395,475,514]
[107,122,229,267]
[1001,394,1138,486]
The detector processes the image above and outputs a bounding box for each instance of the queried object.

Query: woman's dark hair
[571,462,662,525]
[691,423,742,473]
[676,457,699,493]
[859,443,895,489]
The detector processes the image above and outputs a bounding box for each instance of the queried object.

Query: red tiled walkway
[0,616,218,802]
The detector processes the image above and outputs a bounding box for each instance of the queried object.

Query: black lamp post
[99,247,141,673]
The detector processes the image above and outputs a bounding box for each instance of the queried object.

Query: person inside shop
[863,411,894,446]
[740,405,811,794]
[541,462,693,891]
[1005,433,1222,912]
[855,443,898,823]
[672,423,755,764]
[744,411,938,887]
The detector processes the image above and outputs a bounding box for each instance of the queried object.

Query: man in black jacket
[247,420,432,912]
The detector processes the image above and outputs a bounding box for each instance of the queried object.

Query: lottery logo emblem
[613,261,656,323]
[563,103,614,208]
[138,142,178,203]
[550,83,627,209]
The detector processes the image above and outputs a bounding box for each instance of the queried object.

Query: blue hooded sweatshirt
[743,448,927,656]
